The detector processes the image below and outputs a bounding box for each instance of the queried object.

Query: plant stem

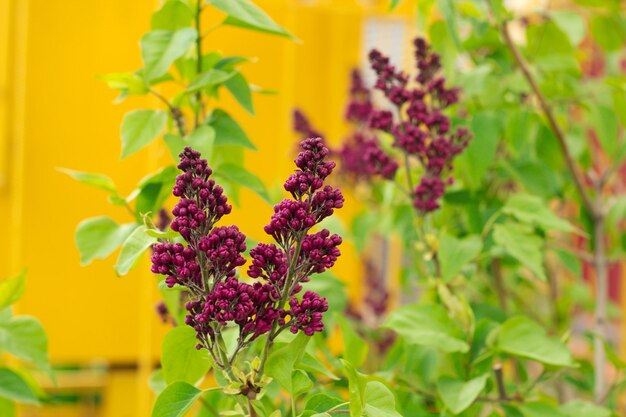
[247,397,258,417]
[592,190,608,402]
[150,89,187,136]
[492,10,610,402]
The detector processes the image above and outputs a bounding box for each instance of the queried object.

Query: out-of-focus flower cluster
[294,39,470,214]
[150,143,343,356]
[368,38,472,213]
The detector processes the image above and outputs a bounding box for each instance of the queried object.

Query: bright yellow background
[1,1,415,415]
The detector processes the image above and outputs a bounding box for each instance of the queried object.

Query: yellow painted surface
[1,0,411,415]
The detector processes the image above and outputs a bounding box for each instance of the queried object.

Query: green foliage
[496,316,574,367]
[114,226,158,276]
[0,273,52,410]
[266,333,310,392]
[161,326,212,385]
[383,304,469,353]
[75,217,137,265]
[208,0,296,39]
[0,273,26,310]
[439,233,482,281]
[141,28,197,80]
[120,110,168,158]
[437,374,488,414]
[152,381,202,417]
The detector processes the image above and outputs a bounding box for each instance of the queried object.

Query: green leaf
[298,351,339,380]
[0,316,50,374]
[437,374,488,414]
[208,0,296,40]
[57,169,117,193]
[161,326,212,385]
[0,368,38,404]
[436,0,460,49]
[439,233,482,281]
[560,400,610,417]
[186,69,236,92]
[363,381,401,417]
[141,28,197,80]
[590,104,619,155]
[75,217,137,266]
[337,315,368,367]
[496,316,574,367]
[503,193,578,233]
[518,402,565,417]
[0,273,26,310]
[305,393,345,412]
[214,163,270,202]
[149,369,167,394]
[208,109,256,150]
[186,126,215,162]
[292,369,314,397]
[120,109,168,158]
[151,381,201,417]
[114,226,158,276]
[265,333,310,391]
[493,222,546,280]
[462,111,501,187]
[225,73,254,114]
[164,134,186,160]
[341,360,366,417]
[100,72,149,96]
[526,21,573,56]
[382,304,469,352]
[550,11,586,46]
[151,0,194,30]
[590,15,625,51]
[135,166,179,218]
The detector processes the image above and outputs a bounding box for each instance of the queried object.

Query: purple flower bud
[285,291,328,336]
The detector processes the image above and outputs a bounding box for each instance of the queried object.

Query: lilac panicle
[249,137,344,337]
[367,38,472,214]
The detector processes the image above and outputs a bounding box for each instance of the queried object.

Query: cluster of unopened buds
[368,38,472,213]
[150,141,343,373]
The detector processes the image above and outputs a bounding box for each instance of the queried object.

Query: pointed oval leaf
[208,0,296,40]
[208,109,256,150]
[141,28,197,80]
[382,304,469,353]
[496,316,574,367]
[0,368,38,404]
[437,374,488,414]
[75,217,137,265]
[214,163,269,203]
[120,110,168,159]
[162,326,212,385]
[151,381,201,417]
[0,273,26,310]
[114,226,158,276]
[57,169,117,193]
[363,381,401,417]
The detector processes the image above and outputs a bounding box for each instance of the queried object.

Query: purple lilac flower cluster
[252,138,343,336]
[368,38,472,213]
[151,143,343,355]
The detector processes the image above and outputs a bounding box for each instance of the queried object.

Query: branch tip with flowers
[150,138,344,407]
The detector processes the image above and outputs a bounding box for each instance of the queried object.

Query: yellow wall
[1,0,412,415]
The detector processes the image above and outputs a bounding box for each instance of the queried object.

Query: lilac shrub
[150,140,343,386]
